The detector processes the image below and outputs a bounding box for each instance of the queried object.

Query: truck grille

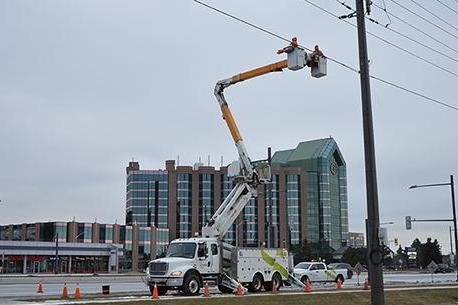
[149,262,168,275]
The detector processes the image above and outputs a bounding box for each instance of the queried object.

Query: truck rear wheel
[248,273,264,293]
[264,272,281,292]
[182,273,201,296]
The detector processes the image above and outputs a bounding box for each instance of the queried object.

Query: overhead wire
[387,0,458,40]
[192,0,458,112]
[435,0,458,15]
[378,0,392,27]
[372,2,458,55]
[303,0,458,78]
[335,0,458,63]
[408,0,458,31]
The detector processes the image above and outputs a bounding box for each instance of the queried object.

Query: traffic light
[394,237,399,246]
[405,216,412,230]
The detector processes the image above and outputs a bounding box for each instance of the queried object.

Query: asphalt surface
[2,284,458,305]
[0,272,457,299]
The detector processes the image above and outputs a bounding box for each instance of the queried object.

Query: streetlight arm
[409,182,451,189]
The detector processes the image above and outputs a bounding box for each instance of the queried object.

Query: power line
[387,0,458,40]
[335,0,458,63]
[304,0,458,78]
[369,75,458,111]
[408,0,458,31]
[435,0,458,15]
[378,0,392,27]
[372,2,458,55]
[192,0,458,112]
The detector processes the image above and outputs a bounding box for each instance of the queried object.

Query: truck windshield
[166,242,197,259]
[295,263,311,270]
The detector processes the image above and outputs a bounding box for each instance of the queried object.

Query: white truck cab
[146,238,220,296]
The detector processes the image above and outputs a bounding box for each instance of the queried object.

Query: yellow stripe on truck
[260,250,288,278]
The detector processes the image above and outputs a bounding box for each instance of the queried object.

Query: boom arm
[202,39,327,239]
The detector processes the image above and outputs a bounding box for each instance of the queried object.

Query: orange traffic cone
[337,278,342,289]
[204,282,210,297]
[74,283,81,299]
[37,281,43,293]
[236,282,243,296]
[151,282,159,299]
[304,279,312,293]
[272,279,277,294]
[61,283,68,299]
[363,278,369,290]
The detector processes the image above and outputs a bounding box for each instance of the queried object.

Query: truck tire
[300,275,309,285]
[248,273,264,293]
[182,272,201,296]
[149,285,168,296]
[264,272,281,292]
[336,274,345,284]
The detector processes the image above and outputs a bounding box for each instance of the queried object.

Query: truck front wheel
[264,272,281,292]
[182,273,201,296]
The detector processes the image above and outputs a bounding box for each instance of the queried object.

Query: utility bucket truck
[146,38,326,296]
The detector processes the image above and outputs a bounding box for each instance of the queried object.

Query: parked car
[327,262,354,279]
[293,262,347,284]
[434,264,454,273]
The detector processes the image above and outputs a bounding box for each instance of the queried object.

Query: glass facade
[99,224,113,243]
[243,198,258,246]
[272,138,349,250]
[177,173,192,238]
[307,172,320,243]
[199,173,214,231]
[155,228,169,256]
[264,174,279,243]
[287,174,301,245]
[126,170,168,228]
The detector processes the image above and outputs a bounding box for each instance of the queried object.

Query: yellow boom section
[219,59,288,143]
[230,60,287,84]
[221,103,242,142]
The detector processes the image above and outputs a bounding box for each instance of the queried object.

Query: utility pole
[450,175,458,281]
[355,0,385,304]
[267,147,273,248]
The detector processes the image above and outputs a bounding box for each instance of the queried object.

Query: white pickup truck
[293,262,347,284]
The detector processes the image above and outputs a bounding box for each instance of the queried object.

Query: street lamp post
[409,174,458,282]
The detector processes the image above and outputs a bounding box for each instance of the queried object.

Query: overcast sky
[1,0,457,253]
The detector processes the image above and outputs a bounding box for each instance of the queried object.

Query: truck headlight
[171,271,182,276]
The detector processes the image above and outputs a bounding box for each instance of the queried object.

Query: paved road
[2,284,458,305]
[0,272,456,299]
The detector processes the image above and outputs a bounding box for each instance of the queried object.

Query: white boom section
[202,182,256,238]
